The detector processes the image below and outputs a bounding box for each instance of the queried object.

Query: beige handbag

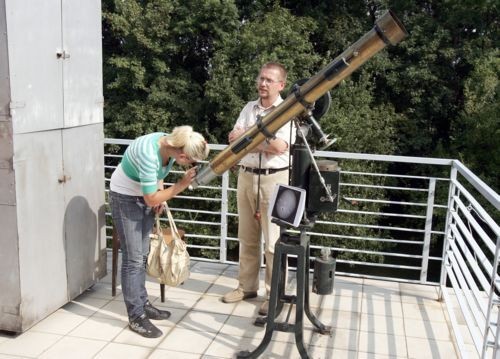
[147,204,190,286]
[146,215,164,279]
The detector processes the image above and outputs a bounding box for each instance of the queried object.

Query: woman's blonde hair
[165,126,209,161]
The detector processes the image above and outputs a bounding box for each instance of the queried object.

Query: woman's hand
[178,166,197,189]
[153,201,166,214]
[144,167,198,208]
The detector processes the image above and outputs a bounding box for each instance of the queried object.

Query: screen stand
[236,225,332,359]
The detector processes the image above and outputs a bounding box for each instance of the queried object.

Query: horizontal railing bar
[335,259,421,270]
[448,252,487,330]
[341,182,429,192]
[307,232,423,245]
[321,221,425,233]
[444,268,484,354]
[334,246,425,259]
[450,222,494,287]
[453,180,500,236]
[452,210,495,258]
[175,219,219,226]
[340,170,448,181]
[343,197,428,206]
[173,195,222,202]
[167,208,222,216]
[185,234,221,240]
[316,150,454,166]
[453,160,500,211]
[449,236,489,314]
[455,196,496,256]
[337,209,426,219]
[187,244,221,250]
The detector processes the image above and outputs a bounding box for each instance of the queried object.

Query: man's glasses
[256,77,282,85]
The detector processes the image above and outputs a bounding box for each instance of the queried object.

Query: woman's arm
[143,167,197,207]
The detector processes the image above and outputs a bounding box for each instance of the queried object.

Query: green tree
[453,50,499,192]
[205,6,321,139]
[102,0,239,140]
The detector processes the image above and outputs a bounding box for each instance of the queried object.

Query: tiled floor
[0,251,464,358]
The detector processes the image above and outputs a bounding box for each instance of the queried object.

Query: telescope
[192,10,407,188]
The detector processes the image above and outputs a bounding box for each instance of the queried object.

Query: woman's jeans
[109,190,155,321]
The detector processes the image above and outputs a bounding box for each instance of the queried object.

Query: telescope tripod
[236,227,332,359]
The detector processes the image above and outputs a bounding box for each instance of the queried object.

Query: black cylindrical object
[312,248,336,295]
[290,145,311,190]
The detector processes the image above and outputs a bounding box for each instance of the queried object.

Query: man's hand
[228,126,245,143]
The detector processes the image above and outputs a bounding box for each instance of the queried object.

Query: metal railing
[104,139,499,358]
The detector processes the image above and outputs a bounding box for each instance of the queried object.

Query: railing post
[420,178,436,282]
[439,164,458,300]
[482,233,500,359]
[219,170,229,263]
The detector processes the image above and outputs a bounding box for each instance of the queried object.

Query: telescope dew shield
[192,10,407,189]
[307,161,340,213]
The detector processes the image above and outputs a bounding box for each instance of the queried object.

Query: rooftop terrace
[0,251,467,359]
[1,141,497,359]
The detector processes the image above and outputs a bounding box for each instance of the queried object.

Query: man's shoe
[258,300,269,316]
[129,313,163,338]
[144,300,171,320]
[222,288,257,303]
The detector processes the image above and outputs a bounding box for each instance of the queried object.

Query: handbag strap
[164,202,181,238]
[154,214,162,235]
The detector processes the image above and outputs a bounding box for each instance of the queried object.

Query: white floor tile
[151,291,202,310]
[0,332,62,358]
[92,300,128,321]
[30,311,88,335]
[149,348,200,358]
[205,333,305,359]
[177,310,228,333]
[359,313,405,335]
[94,342,152,359]
[401,301,447,322]
[362,296,403,318]
[192,294,237,315]
[158,327,216,354]
[309,292,363,313]
[308,327,358,352]
[306,308,360,332]
[59,296,110,317]
[147,305,189,326]
[406,336,458,359]
[68,316,127,341]
[358,331,408,357]
[404,317,454,341]
[38,336,107,359]
[219,314,265,339]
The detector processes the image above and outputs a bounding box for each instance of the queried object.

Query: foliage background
[102,0,498,191]
[102,0,499,273]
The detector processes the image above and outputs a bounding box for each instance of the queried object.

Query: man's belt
[240,166,289,175]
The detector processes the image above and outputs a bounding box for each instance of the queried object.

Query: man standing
[222,62,293,316]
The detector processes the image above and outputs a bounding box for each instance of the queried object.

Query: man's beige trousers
[236,169,289,295]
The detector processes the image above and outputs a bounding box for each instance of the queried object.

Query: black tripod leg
[237,239,284,358]
[304,242,332,334]
[294,244,310,359]
[274,251,288,316]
